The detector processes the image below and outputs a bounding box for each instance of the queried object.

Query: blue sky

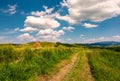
[0,0,120,44]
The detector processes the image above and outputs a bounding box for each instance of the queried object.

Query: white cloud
[38,29,64,37]
[37,35,62,42]
[56,14,77,24]
[60,0,69,8]
[83,23,98,28]
[17,33,34,41]
[31,5,54,17]
[31,11,46,17]
[20,27,38,32]
[60,0,120,24]
[14,27,20,31]
[0,4,17,15]
[66,38,72,41]
[8,4,17,15]
[18,6,65,42]
[63,26,75,32]
[37,29,64,42]
[84,37,106,43]
[24,6,60,30]
[80,34,84,37]
[38,29,54,35]
[112,35,120,39]
[84,36,120,43]
[43,6,54,14]
[24,15,60,29]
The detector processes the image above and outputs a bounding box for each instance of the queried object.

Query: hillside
[86,41,120,46]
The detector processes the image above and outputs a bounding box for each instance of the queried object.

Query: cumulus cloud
[24,16,60,29]
[63,26,75,32]
[60,0,120,24]
[18,1,120,43]
[24,6,60,30]
[17,33,34,41]
[20,27,38,32]
[56,14,77,24]
[43,29,64,36]
[37,29,64,41]
[19,6,64,42]
[83,23,98,28]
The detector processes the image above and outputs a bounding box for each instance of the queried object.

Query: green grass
[0,43,120,81]
[63,47,120,81]
[87,49,120,81]
[0,44,76,81]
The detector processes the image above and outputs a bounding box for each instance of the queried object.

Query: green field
[87,48,120,81]
[0,43,120,81]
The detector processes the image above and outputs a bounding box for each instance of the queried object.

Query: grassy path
[37,53,78,81]
[63,50,94,81]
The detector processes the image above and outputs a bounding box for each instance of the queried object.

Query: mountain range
[86,41,120,46]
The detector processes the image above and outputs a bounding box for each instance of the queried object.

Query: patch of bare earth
[37,53,78,81]
[81,53,94,81]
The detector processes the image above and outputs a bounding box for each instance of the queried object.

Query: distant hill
[86,41,120,47]
[1,41,120,47]
[28,41,56,47]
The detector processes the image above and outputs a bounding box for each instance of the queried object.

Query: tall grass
[0,44,19,63]
[87,49,120,81]
[0,44,75,81]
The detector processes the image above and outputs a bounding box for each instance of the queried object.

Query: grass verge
[87,49,120,81]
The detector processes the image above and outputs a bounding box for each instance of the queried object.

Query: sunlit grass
[0,44,75,81]
[87,49,120,81]
[0,43,120,81]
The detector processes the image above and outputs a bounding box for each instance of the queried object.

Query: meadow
[0,43,77,81]
[87,48,120,81]
[0,42,120,81]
